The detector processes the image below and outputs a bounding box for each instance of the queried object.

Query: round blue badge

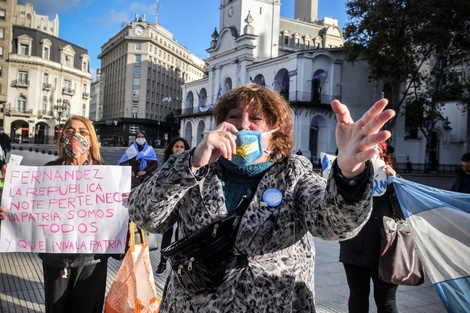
[262,189,283,207]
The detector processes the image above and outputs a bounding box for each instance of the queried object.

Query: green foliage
[344,0,470,136]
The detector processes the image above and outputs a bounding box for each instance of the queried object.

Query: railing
[309,158,460,176]
[285,91,338,104]
[394,162,460,175]
[62,88,75,95]
[37,110,54,118]
[43,83,51,90]
[11,79,30,87]
[180,106,214,116]
[82,92,89,99]
[5,108,33,115]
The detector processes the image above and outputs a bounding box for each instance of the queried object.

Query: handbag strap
[129,221,147,252]
[231,185,257,237]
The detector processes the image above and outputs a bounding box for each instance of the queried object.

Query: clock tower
[214,0,281,61]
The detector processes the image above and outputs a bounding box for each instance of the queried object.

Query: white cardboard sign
[0,165,131,253]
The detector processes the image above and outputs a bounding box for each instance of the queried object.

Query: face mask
[135,138,146,145]
[64,134,89,159]
[230,128,278,167]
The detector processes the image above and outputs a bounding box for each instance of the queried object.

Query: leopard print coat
[128,150,374,313]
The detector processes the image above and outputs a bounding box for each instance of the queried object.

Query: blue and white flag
[389,176,470,313]
[118,142,157,171]
[216,85,222,99]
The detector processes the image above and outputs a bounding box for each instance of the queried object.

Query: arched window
[42,96,47,113]
[311,69,327,104]
[17,95,26,112]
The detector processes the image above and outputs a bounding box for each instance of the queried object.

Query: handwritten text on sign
[0,165,131,254]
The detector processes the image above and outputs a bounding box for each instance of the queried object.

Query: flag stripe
[435,277,470,313]
[389,177,470,313]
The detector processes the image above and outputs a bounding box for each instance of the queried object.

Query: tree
[343,0,470,166]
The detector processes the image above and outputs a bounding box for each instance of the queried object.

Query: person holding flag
[450,152,470,193]
[339,141,401,313]
[119,131,158,188]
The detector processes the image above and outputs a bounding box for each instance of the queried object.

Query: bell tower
[294,0,318,23]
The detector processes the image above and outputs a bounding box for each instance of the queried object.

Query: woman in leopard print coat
[128,84,395,312]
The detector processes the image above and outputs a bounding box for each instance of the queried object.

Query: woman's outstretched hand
[332,98,395,179]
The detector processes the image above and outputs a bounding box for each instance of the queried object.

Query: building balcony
[37,110,54,119]
[11,79,30,88]
[82,92,89,99]
[43,83,51,90]
[62,88,75,96]
[5,108,33,117]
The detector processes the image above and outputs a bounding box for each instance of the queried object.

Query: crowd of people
[0,84,468,312]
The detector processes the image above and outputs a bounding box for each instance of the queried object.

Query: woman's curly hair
[213,84,293,161]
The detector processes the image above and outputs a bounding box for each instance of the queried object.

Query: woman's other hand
[332,98,395,179]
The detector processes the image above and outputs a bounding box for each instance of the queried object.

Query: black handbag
[160,186,256,295]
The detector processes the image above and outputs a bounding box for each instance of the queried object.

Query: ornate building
[180,0,466,166]
[96,14,206,147]
[4,1,91,144]
[180,0,361,162]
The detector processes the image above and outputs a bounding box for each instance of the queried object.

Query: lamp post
[157,121,160,147]
[54,99,68,142]
[54,99,68,130]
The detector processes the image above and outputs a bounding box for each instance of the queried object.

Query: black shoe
[155,262,166,275]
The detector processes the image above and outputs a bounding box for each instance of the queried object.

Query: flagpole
[155,0,160,25]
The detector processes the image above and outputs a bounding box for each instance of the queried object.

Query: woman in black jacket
[155,137,190,275]
[339,141,402,313]
[40,116,109,313]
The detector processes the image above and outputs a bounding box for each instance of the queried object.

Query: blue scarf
[118,142,157,171]
[219,158,274,214]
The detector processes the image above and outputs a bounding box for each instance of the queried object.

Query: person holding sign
[38,116,109,313]
[339,141,401,313]
[119,131,158,188]
[127,84,395,312]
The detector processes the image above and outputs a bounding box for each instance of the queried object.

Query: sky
[18,0,349,80]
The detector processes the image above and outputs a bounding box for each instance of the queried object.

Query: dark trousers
[42,260,108,313]
[343,263,399,313]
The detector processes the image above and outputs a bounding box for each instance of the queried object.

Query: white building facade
[6,20,92,144]
[96,15,206,147]
[180,0,466,168]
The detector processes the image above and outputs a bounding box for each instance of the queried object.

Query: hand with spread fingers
[332,98,395,179]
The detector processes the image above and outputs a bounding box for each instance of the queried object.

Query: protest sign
[0,165,131,254]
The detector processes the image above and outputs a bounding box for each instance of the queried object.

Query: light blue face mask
[230,128,278,167]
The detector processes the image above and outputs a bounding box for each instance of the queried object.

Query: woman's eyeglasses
[64,128,90,137]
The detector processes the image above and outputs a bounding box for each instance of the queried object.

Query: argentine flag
[389,176,470,313]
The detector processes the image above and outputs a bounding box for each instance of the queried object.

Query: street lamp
[54,99,68,131]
